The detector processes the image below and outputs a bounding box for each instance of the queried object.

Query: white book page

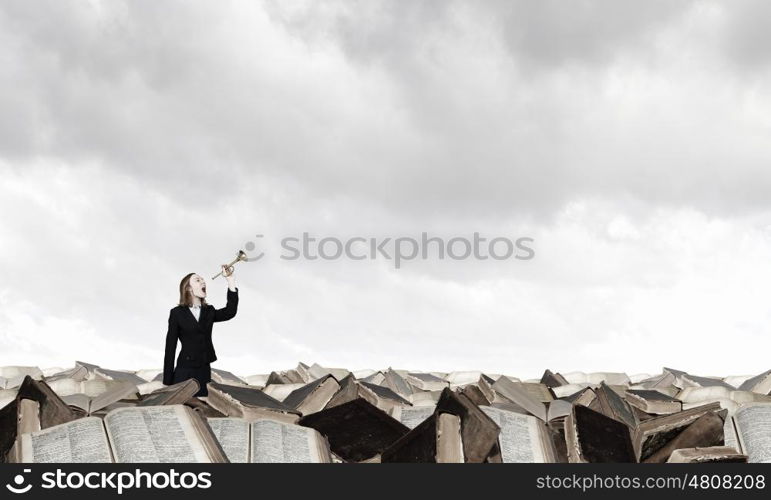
[208,418,250,463]
[47,378,82,397]
[0,388,18,409]
[392,406,436,429]
[20,417,112,463]
[251,419,320,463]
[104,406,208,463]
[723,416,740,453]
[735,403,771,463]
[481,406,545,463]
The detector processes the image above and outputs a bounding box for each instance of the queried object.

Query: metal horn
[212,250,249,280]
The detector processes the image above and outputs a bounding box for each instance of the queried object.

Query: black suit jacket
[163,288,239,385]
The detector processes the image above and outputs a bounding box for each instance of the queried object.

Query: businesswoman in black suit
[163,265,239,397]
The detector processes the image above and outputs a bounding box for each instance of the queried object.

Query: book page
[677,386,731,404]
[552,384,589,399]
[0,388,17,409]
[547,400,573,422]
[137,381,166,395]
[491,377,547,421]
[61,394,92,412]
[2,376,25,389]
[104,405,209,463]
[481,406,545,463]
[522,382,554,402]
[47,378,82,397]
[723,416,740,453]
[91,382,138,414]
[20,417,112,463]
[208,418,250,463]
[735,403,771,463]
[0,366,42,379]
[392,406,436,429]
[251,419,320,463]
[82,380,125,398]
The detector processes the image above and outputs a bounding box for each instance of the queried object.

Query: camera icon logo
[5,469,33,494]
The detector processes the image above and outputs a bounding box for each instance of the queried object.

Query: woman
[163,265,239,397]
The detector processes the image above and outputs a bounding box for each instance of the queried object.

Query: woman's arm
[162,310,180,385]
[214,265,239,322]
[213,287,239,322]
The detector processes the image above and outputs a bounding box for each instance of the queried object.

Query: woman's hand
[222,264,236,291]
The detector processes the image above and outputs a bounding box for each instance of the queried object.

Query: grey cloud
[718,0,771,69]
[494,0,691,68]
[1,1,770,224]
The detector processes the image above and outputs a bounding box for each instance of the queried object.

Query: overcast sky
[2,1,771,380]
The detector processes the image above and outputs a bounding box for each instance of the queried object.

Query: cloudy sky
[2,1,771,380]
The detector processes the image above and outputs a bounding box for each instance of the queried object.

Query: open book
[282,375,340,415]
[481,406,556,463]
[19,405,227,463]
[56,380,139,415]
[633,402,721,461]
[726,402,771,463]
[137,379,199,407]
[207,418,332,463]
[44,366,89,383]
[205,382,300,423]
[490,377,558,421]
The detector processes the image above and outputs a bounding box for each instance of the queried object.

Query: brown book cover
[435,388,499,462]
[299,398,409,462]
[568,405,636,463]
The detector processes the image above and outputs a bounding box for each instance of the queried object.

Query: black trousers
[172,363,211,397]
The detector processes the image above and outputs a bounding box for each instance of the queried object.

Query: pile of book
[2,362,770,463]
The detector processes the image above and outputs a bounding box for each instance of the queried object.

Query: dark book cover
[138,379,199,407]
[574,404,636,463]
[381,413,439,462]
[0,399,18,463]
[627,389,680,403]
[282,374,333,409]
[596,382,637,429]
[384,368,413,396]
[459,384,491,407]
[359,381,412,405]
[16,376,80,429]
[435,388,499,463]
[643,412,724,463]
[299,398,409,462]
[325,374,360,409]
[208,381,296,412]
[562,387,594,404]
[266,371,291,385]
[540,369,568,388]
[637,402,722,461]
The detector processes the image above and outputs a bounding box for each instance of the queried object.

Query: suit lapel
[184,306,198,323]
[182,305,205,332]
